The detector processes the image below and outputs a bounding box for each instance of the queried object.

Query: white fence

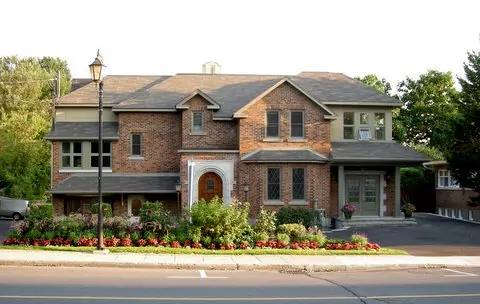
[437,207,480,223]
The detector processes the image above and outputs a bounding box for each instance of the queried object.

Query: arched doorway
[198,172,223,202]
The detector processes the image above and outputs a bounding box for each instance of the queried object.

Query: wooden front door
[345,175,380,216]
[198,172,223,202]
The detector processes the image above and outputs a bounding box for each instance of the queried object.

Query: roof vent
[202,61,221,74]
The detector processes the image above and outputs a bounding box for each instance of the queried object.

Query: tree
[0,56,71,199]
[444,51,480,203]
[355,74,392,95]
[396,70,459,148]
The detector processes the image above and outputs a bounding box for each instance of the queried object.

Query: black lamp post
[89,50,106,251]
[175,182,181,217]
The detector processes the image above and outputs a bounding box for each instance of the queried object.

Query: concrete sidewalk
[1,249,480,272]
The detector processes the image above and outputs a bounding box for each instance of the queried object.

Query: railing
[437,207,480,223]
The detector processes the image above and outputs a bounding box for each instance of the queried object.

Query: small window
[61,142,82,168]
[290,111,304,138]
[192,112,204,133]
[90,141,112,168]
[358,128,372,140]
[374,113,385,140]
[343,112,355,139]
[131,134,142,157]
[267,168,281,200]
[292,168,305,200]
[266,111,280,137]
[438,170,459,188]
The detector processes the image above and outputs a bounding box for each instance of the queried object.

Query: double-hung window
[374,113,385,140]
[131,134,142,157]
[290,111,304,138]
[358,112,372,140]
[438,170,459,188]
[267,168,281,200]
[266,111,280,138]
[191,112,204,133]
[90,142,112,168]
[292,168,305,200]
[343,112,355,139]
[61,142,82,168]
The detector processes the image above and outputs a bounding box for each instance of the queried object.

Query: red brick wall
[384,171,395,216]
[238,82,330,156]
[437,189,479,210]
[181,96,238,149]
[330,169,339,217]
[52,195,64,216]
[113,113,182,172]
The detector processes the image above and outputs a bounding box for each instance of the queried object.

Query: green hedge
[90,203,113,218]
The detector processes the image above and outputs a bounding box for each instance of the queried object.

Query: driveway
[327,213,480,256]
[0,219,13,243]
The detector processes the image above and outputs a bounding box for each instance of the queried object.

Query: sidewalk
[1,249,480,272]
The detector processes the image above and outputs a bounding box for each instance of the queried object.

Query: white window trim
[374,112,386,140]
[130,133,142,157]
[265,167,281,203]
[191,111,205,134]
[343,112,355,140]
[290,110,304,139]
[265,110,280,138]
[437,169,460,189]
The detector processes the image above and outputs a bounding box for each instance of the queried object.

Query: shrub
[300,232,326,247]
[28,203,53,233]
[103,216,129,237]
[53,214,85,238]
[254,207,277,235]
[351,233,369,247]
[276,207,320,227]
[90,203,113,218]
[190,197,250,246]
[139,201,177,237]
[276,233,290,244]
[253,232,269,242]
[276,223,307,243]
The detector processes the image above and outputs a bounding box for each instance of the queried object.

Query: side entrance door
[345,175,380,216]
[198,172,223,202]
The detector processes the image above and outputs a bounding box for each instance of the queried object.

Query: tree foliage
[0,56,71,199]
[396,70,459,148]
[444,51,480,201]
[355,74,392,95]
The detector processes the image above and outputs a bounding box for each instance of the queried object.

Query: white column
[338,166,345,217]
[394,166,401,217]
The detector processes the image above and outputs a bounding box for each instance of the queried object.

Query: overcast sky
[2,0,479,87]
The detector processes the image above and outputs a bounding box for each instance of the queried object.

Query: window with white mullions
[438,169,459,188]
[61,142,82,168]
[267,168,281,200]
[374,113,385,140]
[292,168,305,200]
[343,112,355,139]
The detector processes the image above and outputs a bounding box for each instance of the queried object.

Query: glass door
[345,175,379,216]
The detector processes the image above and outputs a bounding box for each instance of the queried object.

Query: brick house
[46,72,429,222]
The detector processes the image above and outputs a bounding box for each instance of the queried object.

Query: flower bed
[3,199,383,252]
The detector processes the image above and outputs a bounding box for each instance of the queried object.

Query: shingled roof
[57,72,402,117]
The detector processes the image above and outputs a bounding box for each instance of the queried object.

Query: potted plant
[341,203,356,220]
[401,195,416,218]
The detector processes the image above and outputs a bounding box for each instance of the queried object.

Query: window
[266,111,280,137]
[374,113,385,140]
[438,170,459,188]
[292,168,305,200]
[90,142,112,168]
[343,112,355,139]
[360,113,369,125]
[131,134,142,157]
[61,142,82,168]
[191,112,204,133]
[267,168,281,200]
[290,111,304,138]
[358,128,372,140]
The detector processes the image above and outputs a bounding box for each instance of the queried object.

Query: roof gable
[175,89,220,110]
[233,78,337,119]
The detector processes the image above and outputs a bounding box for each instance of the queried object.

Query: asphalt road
[0,219,12,243]
[0,266,479,303]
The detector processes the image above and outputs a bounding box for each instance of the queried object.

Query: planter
[343,212,352,220]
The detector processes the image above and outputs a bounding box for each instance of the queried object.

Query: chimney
[202,61,221,74]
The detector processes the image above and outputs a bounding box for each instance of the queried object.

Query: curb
[0,260,465,272]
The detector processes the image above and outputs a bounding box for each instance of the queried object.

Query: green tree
[444,51,480,203]
[355,74,392,95]
[396,70,459,148]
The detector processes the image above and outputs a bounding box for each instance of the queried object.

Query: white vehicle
[0,196,29,220]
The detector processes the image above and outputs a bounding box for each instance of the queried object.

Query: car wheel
[12,213,21,221]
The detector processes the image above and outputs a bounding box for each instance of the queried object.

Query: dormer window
[191,112,204,134]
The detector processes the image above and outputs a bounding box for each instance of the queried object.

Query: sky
[2,0,479,88]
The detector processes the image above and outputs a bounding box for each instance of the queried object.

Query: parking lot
[328,213,480,256]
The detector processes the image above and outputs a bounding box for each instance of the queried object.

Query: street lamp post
[89,50,107,251]
[175,182,181,217]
